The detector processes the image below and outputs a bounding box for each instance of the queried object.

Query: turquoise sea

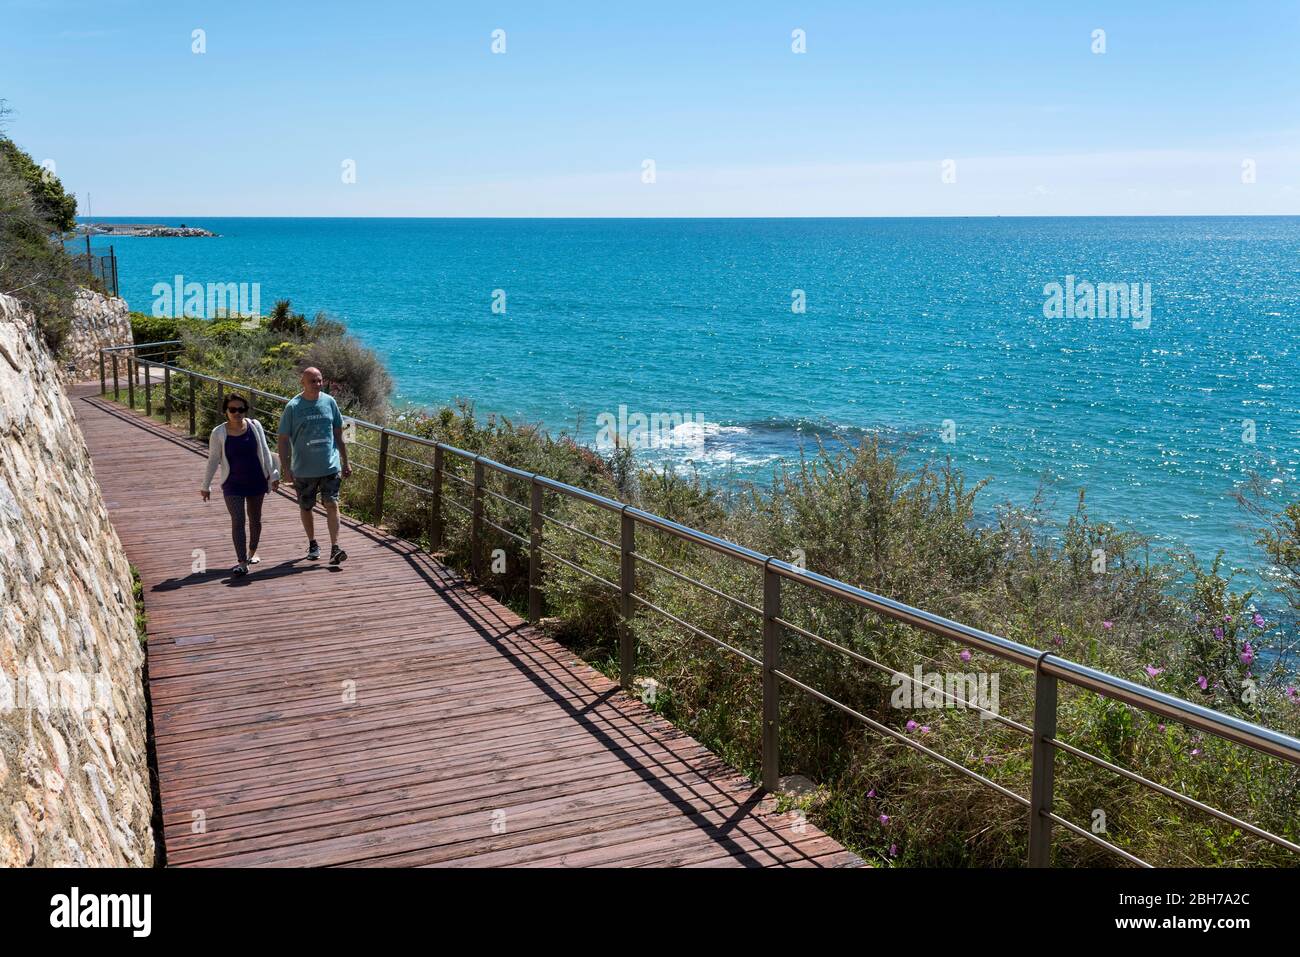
[88,216,1300,591]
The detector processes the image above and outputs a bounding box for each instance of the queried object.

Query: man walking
[278,366,352,564]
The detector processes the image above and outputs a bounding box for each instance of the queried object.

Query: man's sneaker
[307,541,320,561]
[330,544,348,565]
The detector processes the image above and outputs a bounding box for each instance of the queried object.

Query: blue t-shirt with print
[279,393,343,478]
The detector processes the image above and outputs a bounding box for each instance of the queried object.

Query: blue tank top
[221,426,269,497]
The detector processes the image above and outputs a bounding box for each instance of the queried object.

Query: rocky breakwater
[81,223,217,238]
[0,292,154,867]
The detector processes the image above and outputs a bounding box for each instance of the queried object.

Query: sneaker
[248,554,261,565]
[330,544,348,565]
[232,563,248,577]
[307,541,320,561]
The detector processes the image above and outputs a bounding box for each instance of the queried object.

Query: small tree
[0,102,77,232]
[0,149,79,352]
[267,298,307,336]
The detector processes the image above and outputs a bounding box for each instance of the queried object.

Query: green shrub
[0,102,87,353]
[303,334,392,417]
[267,299,308,337]
[0,134,77,232]
[129,311,180,343]
[158,303,393,437]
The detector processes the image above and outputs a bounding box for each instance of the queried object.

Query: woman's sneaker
[330,544,348,565]
[232,563,248,577]
[248,554,261,565]
[307,541,320,560]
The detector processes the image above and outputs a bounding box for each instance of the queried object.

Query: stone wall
[0,292,154,867]
[62,288,132,382]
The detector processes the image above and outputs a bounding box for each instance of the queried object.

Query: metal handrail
[102,343,1300,867]
[101,340,183,352]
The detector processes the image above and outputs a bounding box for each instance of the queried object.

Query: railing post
[374,430,390,522]
[112,354,119,401]
[216,382,223,424]
[98,351,106,396]
[762,561,781,792]
[431,446,444,550]
[1028,654,1058,867]
[163,365,171,425]
[143,361,152,416]
[528,478,542,622]
[126,355,135,409]
[471,458,484,580]
[187,373,196,436]
[619,509,635,690]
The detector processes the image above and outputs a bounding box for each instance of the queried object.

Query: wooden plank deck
[71,385,861,868]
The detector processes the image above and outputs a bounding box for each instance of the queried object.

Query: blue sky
[3,0,1299,215]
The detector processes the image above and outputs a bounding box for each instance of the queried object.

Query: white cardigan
[201,419,280,493]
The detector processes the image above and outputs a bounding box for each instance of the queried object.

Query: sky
[2,0,1299,216]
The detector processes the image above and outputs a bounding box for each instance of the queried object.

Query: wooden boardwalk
[72,385,861,868]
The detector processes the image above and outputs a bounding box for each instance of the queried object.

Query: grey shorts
[293,472,341,511]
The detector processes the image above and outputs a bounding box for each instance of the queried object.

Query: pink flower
[889,844,898,857]
[1102,621,1113,630]
[919,725,931,734]
[1252,613,1266,628]
[960,649,971,662]
[867,789,876,798]
[983,755,994,764]
[879,814,890,825]
[1145,665,1163,678]
[1197,676,1208,691]
[1191,748,1201,757]
[1240,643,1254,666]
[1224,615,1233,623]
[1213,627,1224,640]
[1285,687,1297,702]
[1158,724,1166,732]
[906,720,918,732]
[1052,635,1064,647]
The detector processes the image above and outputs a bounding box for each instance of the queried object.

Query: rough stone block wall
[62,288,132,382]
[0,292,154,867]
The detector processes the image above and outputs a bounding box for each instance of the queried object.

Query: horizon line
[77,213,1300,221]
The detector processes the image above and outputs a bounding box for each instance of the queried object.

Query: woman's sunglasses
[227,407,248,415]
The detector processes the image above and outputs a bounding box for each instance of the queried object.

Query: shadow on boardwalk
[72,385,862,868]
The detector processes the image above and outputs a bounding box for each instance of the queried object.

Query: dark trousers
[223,493,265,564]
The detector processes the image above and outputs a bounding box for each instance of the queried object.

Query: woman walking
[200,394,279,576]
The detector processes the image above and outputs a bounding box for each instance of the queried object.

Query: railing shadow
[81,388,834,866]
[337,523,818,866]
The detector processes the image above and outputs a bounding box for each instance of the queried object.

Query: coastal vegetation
[118,309,1300,867]
[0,100,84,353]
[128,298,392,431]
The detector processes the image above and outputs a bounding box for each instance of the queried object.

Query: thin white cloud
[404,147,1300,217]
[91,147,1300,217]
